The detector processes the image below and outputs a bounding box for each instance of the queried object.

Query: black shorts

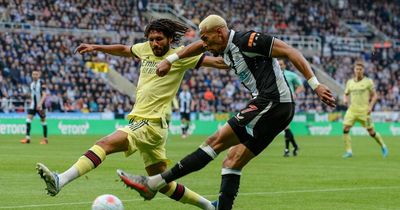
[228,99,295,156]
[180,112,190,121]
[28,108,46,119]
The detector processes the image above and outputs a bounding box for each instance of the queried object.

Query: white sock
[148,174,167,190]
[58,166,79,188]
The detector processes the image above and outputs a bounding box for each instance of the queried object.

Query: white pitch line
[1,186,399,209]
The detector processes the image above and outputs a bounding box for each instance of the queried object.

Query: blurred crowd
[0,0,399,115]
[0,32,137,115]
[157,0,399,39]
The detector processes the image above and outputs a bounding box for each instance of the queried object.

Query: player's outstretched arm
[201,56,229,69]
[271,39,336,107]
[75,44,133,58]
[156,40,206,77]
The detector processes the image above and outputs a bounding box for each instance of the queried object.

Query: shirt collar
[223,29,235,54]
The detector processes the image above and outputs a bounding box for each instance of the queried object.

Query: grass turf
[0,134,398,210]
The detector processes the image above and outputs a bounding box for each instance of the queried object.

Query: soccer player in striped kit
[179,83,192,138]
[118,15,336,210]
[20,70,48,144]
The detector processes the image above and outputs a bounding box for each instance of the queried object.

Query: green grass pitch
[0,134,399,210]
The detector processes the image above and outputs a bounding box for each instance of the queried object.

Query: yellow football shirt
[127,42,202,120]
[344,77,374,114]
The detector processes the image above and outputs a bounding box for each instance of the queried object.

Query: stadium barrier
[1,119,399,136]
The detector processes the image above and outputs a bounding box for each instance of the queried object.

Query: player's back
[283,70,302,94]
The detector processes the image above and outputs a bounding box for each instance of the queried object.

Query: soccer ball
[91,194,124,210]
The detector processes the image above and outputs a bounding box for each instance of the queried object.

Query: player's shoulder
[345,78,353,85]
[170,45,185,53]
[132,41,151,52]
[234,30,261,43]
[364,77,374,83]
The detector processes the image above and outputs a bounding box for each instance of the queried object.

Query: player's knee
[205,132,223,152]
[95,137,113,154]
[368,129,376,137]
[223,152,244,169]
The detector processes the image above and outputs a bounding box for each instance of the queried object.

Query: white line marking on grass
[2,186,399,209]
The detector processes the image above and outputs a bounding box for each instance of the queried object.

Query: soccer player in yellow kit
[36,19,227,210]
[342,60,388,158]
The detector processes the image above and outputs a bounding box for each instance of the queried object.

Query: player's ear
[167,37,173,45]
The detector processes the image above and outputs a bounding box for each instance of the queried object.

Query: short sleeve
[293,74,303,88]
[368,79,375,92]
[240,31,275,57]
[130,42,146,58]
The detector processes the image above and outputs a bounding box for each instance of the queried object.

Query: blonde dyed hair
[199,15,227,32]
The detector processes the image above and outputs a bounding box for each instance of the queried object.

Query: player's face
[31,71,40,81]
[354,65,364,79]
[148,30,171,57]
[200,28,226,55]
[279,60,286,70]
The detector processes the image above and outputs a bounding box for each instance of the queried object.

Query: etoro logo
[308,124,332,135]
[390,125,400,135]
[58,121,90,135]
[0,124,26,134]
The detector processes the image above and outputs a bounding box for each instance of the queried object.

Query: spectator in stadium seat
[118,14,336,210]
[36,18,228,210]
[203,87,215,107]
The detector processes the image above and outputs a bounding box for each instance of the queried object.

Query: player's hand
[314,84,336,108]
[156,59,172,77]
[74,44,95,54]
[36,105,42,111]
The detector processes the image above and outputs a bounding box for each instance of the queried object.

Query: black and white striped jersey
[29,79,46,109]
[222,30,293,103]
[179,90,192,113]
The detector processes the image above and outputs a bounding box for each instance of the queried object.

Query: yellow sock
[343,133,352,153]
[73,145,106,176]
[163,182,212,209]
[372,132,385,147]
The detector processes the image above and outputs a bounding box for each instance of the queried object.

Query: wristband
[166,53,179,64]
[307,76,320,90]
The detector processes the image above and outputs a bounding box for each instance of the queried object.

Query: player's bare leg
[37,130,129,196]
[342,125,353,158]
[142,161,215,209]
[367,128,388,157]
[39,117,48,144]
[20,114,34,144]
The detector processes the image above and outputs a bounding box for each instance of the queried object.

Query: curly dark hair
[144,19,189,44]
